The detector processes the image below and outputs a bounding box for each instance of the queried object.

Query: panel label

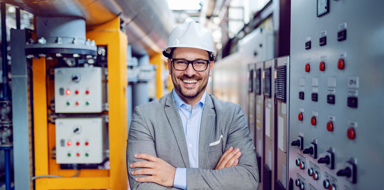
[265,108,271,137]
[328,88,336,94]
[278,116,285,151]
[348,77,359,88]
[320,30,327,37]
[328,115,336,121]
[348,90,358,96]
[348,121,358,127]
[338,23,347,31]
[312,111,318,116]
[281,103,287,115]
[267,99,272,108]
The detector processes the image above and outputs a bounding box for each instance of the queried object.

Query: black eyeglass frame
[170,58,211,72]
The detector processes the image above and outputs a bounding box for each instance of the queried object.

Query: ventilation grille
[263,68,271,97]
[276,66,287,102]
[255,69,261,94]
[248,69,254,92]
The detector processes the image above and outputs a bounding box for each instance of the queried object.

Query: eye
[195,60,207,65]
[176,60,187,64]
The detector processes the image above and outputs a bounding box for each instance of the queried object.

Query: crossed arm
[127,105,259,190]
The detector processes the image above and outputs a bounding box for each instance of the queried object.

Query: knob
[298,113,303,121]
[311,116,317,125]
[318,155,330,165]
[329,184,337,190]
[300,161,306,170]
[312,171,320,180]
[323,179,330,189]
[327,122,333,132]
[319,62,325,71]
[300,182,306,190]
[303,147,313,155]
[305,63,310,72]
[295,179,301,187]
[307,168,313,176]
[291,140,301,147]
[336,167,351,178]
[337,59,345,70]
[296,158,301,166]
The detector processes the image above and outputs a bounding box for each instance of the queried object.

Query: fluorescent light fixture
[167,0,202,10]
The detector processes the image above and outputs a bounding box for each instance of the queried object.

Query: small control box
[55,117,106,164]
[54,67,106,113]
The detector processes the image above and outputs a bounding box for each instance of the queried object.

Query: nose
[184,63,196,76]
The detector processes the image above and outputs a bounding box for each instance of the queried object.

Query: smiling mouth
[182,79,198,87]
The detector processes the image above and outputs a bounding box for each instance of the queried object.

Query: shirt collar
[172,89,206,110]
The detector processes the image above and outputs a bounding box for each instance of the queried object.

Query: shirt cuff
[173,168,187,190]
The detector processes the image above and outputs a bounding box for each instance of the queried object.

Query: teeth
[183,80,197,83]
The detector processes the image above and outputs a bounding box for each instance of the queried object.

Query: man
[127,21,258,190]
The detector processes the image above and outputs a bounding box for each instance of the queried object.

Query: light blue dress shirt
[172,89,206,190]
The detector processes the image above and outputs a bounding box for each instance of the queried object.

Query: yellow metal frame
[33,17,128,190]
[150,53,165,98]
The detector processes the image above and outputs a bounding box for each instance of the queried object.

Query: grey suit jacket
[127,93,259,190]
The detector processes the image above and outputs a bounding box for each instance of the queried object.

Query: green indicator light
[66,102,70,106]
[86,102,89,106]
[67,153,71,157]
[85,153,89,157]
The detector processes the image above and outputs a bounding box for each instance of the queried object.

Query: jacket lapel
[164,93,190,168]
[198,94,216,168]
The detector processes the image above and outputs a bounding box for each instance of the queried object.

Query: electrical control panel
[289,1,384,189]
[55,117,106,164]
[54,67,106,113]
[248,64,255,146]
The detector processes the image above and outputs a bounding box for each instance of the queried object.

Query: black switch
[305,41,311,50]
[338,30,347,41]
[303,147,313,155]
[347,97,358,108]
[299,92,305,100]
[311,93,318,102]
[337,167,351,178]
[319,36,327,46]
[318,155,330,165]
[327,94,335,104]
[60,139,65,147]
[291,140,301,147]
[59,88,65,95]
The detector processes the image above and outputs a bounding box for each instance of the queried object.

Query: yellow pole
[32,57,49,190]
[87,17,128,190]
[150,53,164,99]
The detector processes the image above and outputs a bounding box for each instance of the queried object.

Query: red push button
[305,64,310,72]
[85,142,89,146]
[76,142,80,146]
[85,90,90,95]
[311,116,317,125]
[347,128,355,140]
[327,122,333,131]
[337,59,345,70]
[75,90,79,95]
[76,153,80,157]
[75,102,79,106]
[319,62,325,71]
[298,113,303,121]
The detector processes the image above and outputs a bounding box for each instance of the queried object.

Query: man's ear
[167,59,172,75]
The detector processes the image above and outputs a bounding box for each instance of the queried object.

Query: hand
[215,147,241,170]
[130,153,176,187]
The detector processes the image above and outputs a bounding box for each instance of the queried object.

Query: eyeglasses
[171,58,210,72]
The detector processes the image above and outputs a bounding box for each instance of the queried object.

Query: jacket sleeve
[127,106,181,190]
[186,105,259,190]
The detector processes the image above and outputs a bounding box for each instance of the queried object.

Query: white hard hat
[163,21,216,61]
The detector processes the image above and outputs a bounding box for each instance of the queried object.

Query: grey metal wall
[289,0,384,189]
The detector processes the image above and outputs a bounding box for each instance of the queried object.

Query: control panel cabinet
[55,67,107,113]
[254,61,265,190]
[275,57,290,190]
[289,1,384,189]
[56,117,106,164]
[248,64,256,146]
[263,59,275,190]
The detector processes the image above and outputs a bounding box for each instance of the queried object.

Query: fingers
[131,168,155,176]
[130,161,156,169]
[134,153,158,162]
[215,148,241,169]
[224,151,241,167]
[216,147,233,167]
[135,175,156,183]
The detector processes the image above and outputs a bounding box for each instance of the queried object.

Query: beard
[171,68,209,100]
